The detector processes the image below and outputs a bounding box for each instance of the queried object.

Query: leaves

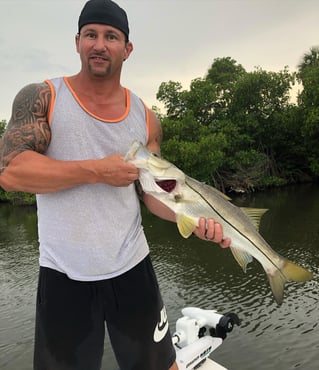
[156,50,319,192]
[0,120,6,137]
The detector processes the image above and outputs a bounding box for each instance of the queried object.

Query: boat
[173,307,240,370]
[199,358,228,370]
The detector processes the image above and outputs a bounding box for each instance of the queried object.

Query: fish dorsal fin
[230,247,253,273]
[176,214,197,238]
[240,207,268,230]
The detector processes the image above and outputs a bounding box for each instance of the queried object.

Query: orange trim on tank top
[44,79,56,125]
[142,102,150,142]
[44,77,148,139]
[63,76,130,122]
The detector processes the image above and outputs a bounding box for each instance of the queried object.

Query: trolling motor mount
[172,307,241,370]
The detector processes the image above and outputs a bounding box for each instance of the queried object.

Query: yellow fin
[240,207,268,230]
[267,270,286,305]
[176,214,197,238]
[230,247,253,273]
[267,259,312,305]
[282,259,313,282]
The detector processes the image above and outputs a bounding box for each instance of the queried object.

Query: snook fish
[125,141,313,305]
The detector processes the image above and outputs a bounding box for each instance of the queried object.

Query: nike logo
[153,306,169,343]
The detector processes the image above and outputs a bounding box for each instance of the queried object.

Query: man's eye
[107,34,118,41]
[86,33,96,39]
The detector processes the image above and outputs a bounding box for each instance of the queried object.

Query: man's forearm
[0,150,97,194]
[143,193,176,222]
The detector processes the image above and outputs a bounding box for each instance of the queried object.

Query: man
[0,0,230,369]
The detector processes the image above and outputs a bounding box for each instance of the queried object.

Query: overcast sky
[1,0,318,121]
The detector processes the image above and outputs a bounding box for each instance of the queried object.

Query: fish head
[125,141,185,196]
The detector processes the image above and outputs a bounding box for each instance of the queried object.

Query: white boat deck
[200,358,227,370]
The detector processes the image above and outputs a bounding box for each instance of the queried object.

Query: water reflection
[0,184,318,370]
[0,205,38,370]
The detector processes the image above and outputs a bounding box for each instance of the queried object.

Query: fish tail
[281,259,313,282]
[267,259,313,305]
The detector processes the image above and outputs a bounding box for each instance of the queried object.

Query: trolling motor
[172,307,241,370]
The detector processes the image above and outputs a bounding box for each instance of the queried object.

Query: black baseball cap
[78,0,129,39]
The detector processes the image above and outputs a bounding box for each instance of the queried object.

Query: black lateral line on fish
[186,180,284,273]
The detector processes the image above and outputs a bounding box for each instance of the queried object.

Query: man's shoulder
[11,81,54,120]
[16,81,52,99]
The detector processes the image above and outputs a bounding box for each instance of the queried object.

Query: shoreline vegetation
[1,48,319,205]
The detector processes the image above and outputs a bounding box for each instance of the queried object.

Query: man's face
[76,24,133,78]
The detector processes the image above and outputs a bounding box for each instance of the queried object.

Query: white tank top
[36,77,149,281]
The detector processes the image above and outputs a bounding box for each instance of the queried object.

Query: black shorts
[34,255,176,370]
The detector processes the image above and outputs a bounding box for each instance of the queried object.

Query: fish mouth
[155,179,177,193]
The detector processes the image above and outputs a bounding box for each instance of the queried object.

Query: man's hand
[97,154,139,187]
[193,217,231,248]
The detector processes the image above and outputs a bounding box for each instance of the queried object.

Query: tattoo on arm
[0,83,51,169]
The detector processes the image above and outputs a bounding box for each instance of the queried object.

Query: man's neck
[66,74,127,119]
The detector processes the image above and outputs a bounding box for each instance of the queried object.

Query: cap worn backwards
[78,0,129,39]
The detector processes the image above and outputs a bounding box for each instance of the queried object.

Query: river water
[0,184,318,370]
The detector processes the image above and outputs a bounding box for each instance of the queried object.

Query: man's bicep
[0,83,51,168]
[146,109,162,154]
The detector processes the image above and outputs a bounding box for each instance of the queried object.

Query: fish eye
[151,152,160,158]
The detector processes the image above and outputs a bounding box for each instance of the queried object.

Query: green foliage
[221,149,274,192]
[297,47,319,177]
[0,120,7,201]
[156,81,187,120]
[161,112,227,183]
[230,67,293,119]
[0,120,6,137]
[206,57,246,86]
[185,78,217,125]
[0,189,36,205]
[156,50,319,192]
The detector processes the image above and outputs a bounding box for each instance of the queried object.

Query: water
[0,206,38,369]
[0,184,318,370]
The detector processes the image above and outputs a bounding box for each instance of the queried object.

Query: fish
[125,141,313,305]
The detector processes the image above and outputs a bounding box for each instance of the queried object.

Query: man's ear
[123,41,133,61]
[75,33,80,53]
